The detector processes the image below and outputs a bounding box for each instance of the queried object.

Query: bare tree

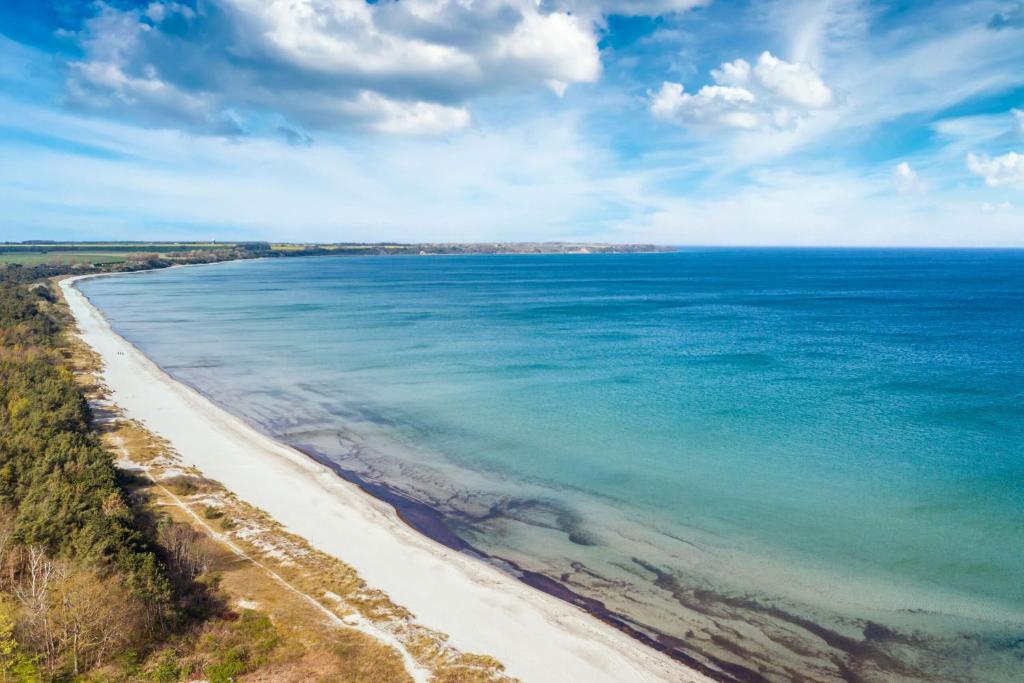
[51,565,134,674]
[158,522,212,583]
[13,547,57,674]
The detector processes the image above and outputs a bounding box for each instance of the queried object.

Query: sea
[79,249,1024,682]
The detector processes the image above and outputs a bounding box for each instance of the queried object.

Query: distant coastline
[0,239,677,263]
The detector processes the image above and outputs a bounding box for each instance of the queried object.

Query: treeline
[0,282,172,676]
[0,265,253,680]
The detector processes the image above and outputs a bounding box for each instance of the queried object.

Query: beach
[61,273,706,683]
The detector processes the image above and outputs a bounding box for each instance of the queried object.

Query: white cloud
[753,51,832,108]
[1014,108,1024,137]
[966,151,1024,188]
[650,51,831,131]
[59,0,713,139]
[649,82,758,129]
[247,0,475,79]
[981,201,1013,212]
[341,92,471,135]
[494,10,600,86]
[893,161,927,194]
[710,59,752,86]
[66,60,226,131]
[687,4,1024,171]
[63,0,618,136]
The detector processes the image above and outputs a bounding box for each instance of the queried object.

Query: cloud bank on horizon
[0,0,1022,245]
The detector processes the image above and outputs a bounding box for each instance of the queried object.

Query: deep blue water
[80,250,1024,681]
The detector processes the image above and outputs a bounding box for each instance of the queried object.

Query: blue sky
[0,0,1022,245]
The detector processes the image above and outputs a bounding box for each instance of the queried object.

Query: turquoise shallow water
[80,250,1024,681]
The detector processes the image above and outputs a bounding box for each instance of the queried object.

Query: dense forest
[0,262,278,681]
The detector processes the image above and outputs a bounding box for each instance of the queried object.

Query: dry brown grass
[146,480,414,683]
[112,419,173,463]
[140,463,517,681]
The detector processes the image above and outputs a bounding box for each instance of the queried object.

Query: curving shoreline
[61,272,709,683]
[291,443,741,682]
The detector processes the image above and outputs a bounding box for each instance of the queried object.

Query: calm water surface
[80,250,1024,682]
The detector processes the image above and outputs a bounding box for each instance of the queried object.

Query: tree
[158,522,212,584]
[50,565,138,675]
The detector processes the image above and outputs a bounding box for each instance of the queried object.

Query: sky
[0,0,1022,246]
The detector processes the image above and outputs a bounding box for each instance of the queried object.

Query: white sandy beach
[62,274,708,683]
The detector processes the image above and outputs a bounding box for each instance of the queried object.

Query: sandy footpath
[62,274,708,683]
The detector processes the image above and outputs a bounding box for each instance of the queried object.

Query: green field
[0,252,129,265]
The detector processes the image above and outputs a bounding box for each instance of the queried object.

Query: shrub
[148,650,185,683]
[162,476,198,496]
[201,611,280,683]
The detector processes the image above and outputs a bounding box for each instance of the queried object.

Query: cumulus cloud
[649,51,832,131]
[649,82,758,129]
[966,151,1024,188]
[893,161,927,193]
[753,51,832,108]
[710,58,752,86]
[495,10,600,92]
[341,91,471,135]
[62,0,627,136]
